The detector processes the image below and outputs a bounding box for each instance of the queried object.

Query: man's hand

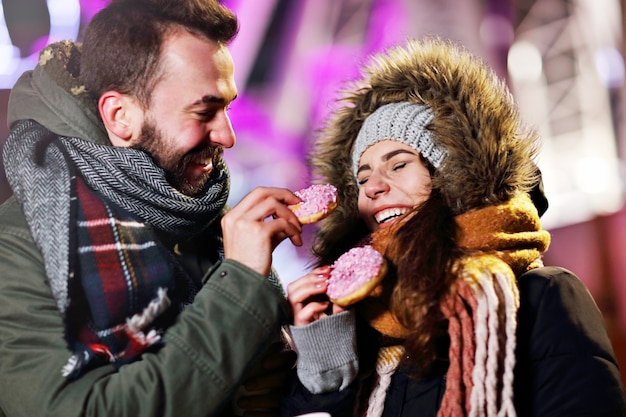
[233,341,298,416]
[221,187,303,276]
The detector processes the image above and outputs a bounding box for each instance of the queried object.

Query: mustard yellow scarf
[355,193,551,417]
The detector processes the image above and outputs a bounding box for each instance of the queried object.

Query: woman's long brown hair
[384,189,466,375]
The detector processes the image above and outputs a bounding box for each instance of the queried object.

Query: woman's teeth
[375,208,408,224]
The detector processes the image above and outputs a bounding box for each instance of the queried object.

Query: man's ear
[99,91,142,147]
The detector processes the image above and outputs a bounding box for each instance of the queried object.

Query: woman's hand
[287,266,346,326]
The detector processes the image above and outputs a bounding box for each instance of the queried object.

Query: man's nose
[209,110,236,148]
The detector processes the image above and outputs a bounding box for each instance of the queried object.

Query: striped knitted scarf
[357,193,550,417]
[3,120,230,379]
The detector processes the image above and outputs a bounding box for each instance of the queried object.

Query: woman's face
[356,140,432,231]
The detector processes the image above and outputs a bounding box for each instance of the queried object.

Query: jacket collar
[7,40,109,145]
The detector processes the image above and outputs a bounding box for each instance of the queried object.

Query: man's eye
[358,177,369,186]
[197,110,216,119]
[393,162,407,171]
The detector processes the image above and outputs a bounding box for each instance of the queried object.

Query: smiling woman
[282,37,626,417]
[355,139,432,231]
[356,140,428,227]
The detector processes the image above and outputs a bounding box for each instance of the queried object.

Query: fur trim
[37,41,100,120]
[310,38,540,260]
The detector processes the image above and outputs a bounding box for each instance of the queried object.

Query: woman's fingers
[287,267,334,326]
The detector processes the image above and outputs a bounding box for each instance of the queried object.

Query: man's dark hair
[80,0,239,107]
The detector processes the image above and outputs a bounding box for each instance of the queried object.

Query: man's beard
[132,119,223,197]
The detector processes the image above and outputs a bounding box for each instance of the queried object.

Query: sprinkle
[290,184,338,220]
[327,245,383,299]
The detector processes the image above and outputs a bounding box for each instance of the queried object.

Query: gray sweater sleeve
[289,310,359,394]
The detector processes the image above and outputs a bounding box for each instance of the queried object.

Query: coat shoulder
[515,266,626,416]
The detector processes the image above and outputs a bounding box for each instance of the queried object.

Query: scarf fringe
[60,287,172,379]
[439,255,519,417]
[365,346,405,417]
[125,287,171,347]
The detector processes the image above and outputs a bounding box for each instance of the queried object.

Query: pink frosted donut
[327,245,387,307]
[289,184,338,224]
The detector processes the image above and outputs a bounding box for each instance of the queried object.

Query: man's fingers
[221,186,305,275]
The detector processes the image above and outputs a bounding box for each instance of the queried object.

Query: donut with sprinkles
[326,245,387,307]
[288,184,338,224]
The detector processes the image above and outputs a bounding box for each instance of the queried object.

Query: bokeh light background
[1,0,626,383]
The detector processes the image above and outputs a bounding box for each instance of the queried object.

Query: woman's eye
[358,177,369,186]
[393,162,407,171]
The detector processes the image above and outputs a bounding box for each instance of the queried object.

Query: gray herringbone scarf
[3,119,230,314]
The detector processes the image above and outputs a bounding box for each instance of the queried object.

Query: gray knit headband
[352,101,447,179]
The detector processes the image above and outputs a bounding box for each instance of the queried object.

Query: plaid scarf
[4,121,230,379]
[60,175,193,379]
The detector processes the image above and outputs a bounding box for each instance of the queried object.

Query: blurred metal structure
[508,0,624,228]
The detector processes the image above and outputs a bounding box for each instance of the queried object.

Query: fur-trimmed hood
[310,38,541,261]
